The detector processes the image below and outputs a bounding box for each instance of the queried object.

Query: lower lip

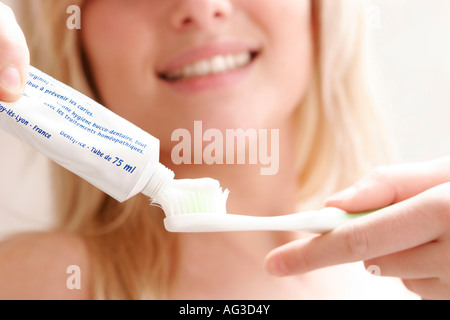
[159,60,255,94]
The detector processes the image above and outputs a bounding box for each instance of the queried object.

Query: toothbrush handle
[164,208,371,233]
[246,208,368,233]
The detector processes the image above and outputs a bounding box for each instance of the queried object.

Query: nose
[170,0,232,30]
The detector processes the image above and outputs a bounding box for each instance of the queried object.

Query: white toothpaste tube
[0,66,174,202]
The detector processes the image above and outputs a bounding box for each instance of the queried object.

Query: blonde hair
[296,0,390,208]
[13,0,389,299]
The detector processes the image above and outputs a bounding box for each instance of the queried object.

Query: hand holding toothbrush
[0,2,29,102]
[265,157,450,300]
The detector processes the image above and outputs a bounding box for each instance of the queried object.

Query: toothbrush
[152,178,370,233]
[163,209,369,233]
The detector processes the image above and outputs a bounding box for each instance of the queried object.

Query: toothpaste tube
[0,66,174,202]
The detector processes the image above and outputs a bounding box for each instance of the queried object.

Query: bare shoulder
[0,231,91,300]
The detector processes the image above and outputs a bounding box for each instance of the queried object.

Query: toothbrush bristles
[151,178,229,217]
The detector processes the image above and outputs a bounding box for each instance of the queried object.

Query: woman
[0,0,449,299]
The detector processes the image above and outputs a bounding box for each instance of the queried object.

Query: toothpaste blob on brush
[151,178,229,216]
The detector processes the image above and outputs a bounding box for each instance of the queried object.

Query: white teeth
[224,55,236,69]
[235,52,251,66]
[211,56,227,74]
[163,52,253,81]
[193,60,209,75]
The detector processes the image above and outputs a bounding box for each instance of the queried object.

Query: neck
[160,119,299,217]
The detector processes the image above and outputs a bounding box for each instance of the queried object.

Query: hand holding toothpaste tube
[266,157,450,300]
[0,2,29,102]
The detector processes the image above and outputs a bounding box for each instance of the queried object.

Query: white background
[367,0,450,162]
[1,0,450,236]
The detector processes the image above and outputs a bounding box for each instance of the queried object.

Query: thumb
[325,157,450,213]
[0,3,30,102]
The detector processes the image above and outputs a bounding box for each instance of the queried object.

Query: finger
[325,158,450,213]
[364,241,446,280]
[0,2,30,102]
[402,278,450,300]
[266,184,449,276]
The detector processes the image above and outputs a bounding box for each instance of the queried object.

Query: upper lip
[156,41,261,76]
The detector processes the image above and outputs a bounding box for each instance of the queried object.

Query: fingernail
[0,66,22,94]
[325,186,357,203]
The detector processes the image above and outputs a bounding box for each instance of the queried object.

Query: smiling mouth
[158,51,259,82]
